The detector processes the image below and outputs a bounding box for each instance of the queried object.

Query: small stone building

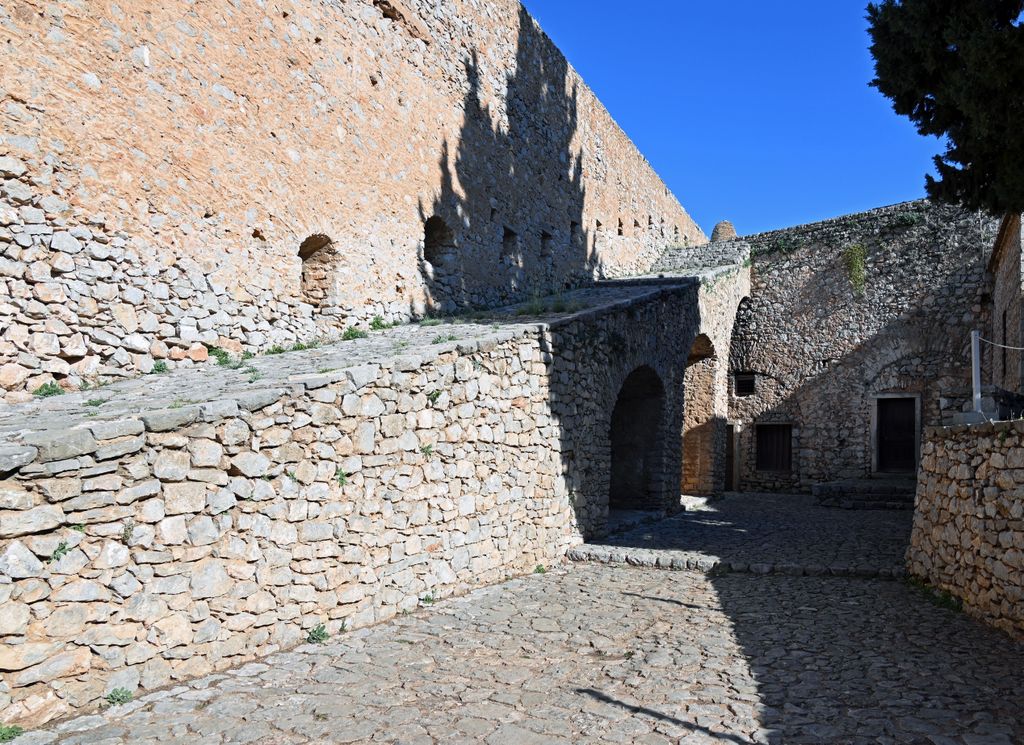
[718,202,999,501]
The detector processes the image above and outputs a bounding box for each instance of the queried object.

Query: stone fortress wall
[0,281,724,726]
[0,0,704,401]
[725,201,999,492]
[910,421,1024,639]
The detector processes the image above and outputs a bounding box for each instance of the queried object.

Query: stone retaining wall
[0,0,704,401]
[0,283,701,726]
[909,421,1024,638]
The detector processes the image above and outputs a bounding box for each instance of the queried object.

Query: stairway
[812,476,917,510]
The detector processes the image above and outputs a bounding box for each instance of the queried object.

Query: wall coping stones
[0,282,695,474]
[923,419,1024,438]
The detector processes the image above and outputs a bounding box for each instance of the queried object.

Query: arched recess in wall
[681,334,722,495]
[609,365,666,510]
[423,216,456,269]
[298,234,335,308]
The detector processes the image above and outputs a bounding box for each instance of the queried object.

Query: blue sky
[520,1,941,236]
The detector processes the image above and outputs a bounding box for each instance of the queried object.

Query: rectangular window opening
[756,424,792,472]
[734,372,756,397]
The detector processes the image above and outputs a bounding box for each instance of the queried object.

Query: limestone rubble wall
[0,0,704,401]
[909,421,1024,639]
[729,201,999,491]
[0,283,698,726]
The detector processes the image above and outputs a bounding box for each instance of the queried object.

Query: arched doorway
[609,365,666,509]
[682,334,719,495]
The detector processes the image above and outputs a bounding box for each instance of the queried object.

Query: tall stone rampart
[0,0,704,401]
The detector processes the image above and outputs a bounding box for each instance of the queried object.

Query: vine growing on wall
[844,244,868,297]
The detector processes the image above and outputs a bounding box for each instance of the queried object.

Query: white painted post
[972,329,982,414]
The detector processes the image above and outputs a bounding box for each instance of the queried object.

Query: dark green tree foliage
[867,0,1024,213]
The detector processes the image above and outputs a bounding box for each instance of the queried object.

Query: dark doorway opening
[609,366,665,510]
[725,424,735,491]
[876,397,917,473]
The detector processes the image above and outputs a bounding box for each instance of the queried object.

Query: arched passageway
[682,334,720,495]
[609,366,666,509]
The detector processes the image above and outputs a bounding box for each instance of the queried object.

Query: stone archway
[682,334,720,495]
[609,365,667,509]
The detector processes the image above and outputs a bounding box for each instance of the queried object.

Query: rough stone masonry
[0,277,748,726]
[0,0,703,400]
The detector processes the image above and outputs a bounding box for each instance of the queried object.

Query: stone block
[21,429,97,462]
[0,504,63,538]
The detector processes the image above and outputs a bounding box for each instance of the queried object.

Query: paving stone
[28,555,1024,743]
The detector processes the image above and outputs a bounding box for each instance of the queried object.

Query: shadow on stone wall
[416,7,597,316]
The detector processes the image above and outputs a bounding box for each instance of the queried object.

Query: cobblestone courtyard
[22,497,1024,745]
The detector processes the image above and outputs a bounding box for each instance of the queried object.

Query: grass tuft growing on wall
[843,243,867,297]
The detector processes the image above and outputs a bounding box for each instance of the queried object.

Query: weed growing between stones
[207,346,232,366]
[432,334,457,344]
[48,541,69,563]
[419,317,444,326]
[426,390,441,404]
[265,345,286,355]
[151,360,169,374]
[335,470,348,487]
[420,592,436,605]
[420,444,434,456]
[306,624,330,644]
[890,212,923,228]
[844,243,868,297]
[105,688,133,706]
[121,520,134,545]
[85,398,105,407]
[246,367,261,383]
[370,316,394,331]
[0,725,24,742]
[71,524,85,533]
[534,565,546,574]
[32,381,63,397]
[907,577,963,612]
[342,327,369,341]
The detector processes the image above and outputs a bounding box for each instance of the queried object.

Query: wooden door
[877,398,917,473]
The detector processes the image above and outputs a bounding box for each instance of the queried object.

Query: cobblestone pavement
[571,494,913,578]
[22,561,1024,744]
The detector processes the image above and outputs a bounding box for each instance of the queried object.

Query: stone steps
[566,544,906,580]
[812,478,917,510]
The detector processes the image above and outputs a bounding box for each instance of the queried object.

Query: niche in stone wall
[617,218,624,237]
[298,234,336,308]
[424,216,456,269]
[502,226,519,260]
[540,230,554,260]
